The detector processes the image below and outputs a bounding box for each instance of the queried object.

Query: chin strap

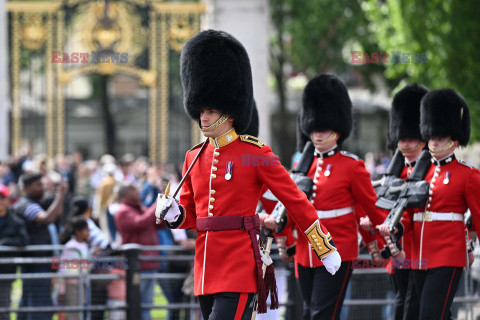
[398,141,424,153]
[201,114,229,133]
[310,131,338,147]
[429,139,455,154]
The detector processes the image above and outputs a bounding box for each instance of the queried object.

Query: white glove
[322,250,341,275]
[155,195,181,224]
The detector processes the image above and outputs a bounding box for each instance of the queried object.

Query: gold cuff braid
[305,220,336,259]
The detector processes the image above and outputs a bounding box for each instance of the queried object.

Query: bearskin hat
[388,83,429,148]
[420,89,470,146]
[244,100,259,137]
[300,73,352,144]
[180,30,254,134]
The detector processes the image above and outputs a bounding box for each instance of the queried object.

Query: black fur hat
[296,112,310,152]
[180,30,254,134]
[420,89,470,146]
[389,83,429,148]
[300,74,352,144]
[244,100,259,137]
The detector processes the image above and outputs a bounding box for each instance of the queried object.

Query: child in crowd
[58,217,90,320]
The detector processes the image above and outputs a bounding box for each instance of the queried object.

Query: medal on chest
[324,164,332,177]
[443,171,450,185]
[225,161,233,181]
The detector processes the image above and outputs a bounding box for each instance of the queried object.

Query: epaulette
[189,141,204,151]
[340,151,360,161]
[239,135,265,148]
[458,159,473,168]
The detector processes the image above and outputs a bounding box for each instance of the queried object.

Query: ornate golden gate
[7,0,205,163]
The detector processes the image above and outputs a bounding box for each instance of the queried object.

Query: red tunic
[175,130,334,295]
[406,157,480,269]
[293,150,387,268]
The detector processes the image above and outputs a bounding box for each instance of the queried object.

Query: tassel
[257,271,267,314]
[265,265,279,310]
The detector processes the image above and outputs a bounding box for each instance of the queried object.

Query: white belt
[413,211,463,222]
[317,206,353,219]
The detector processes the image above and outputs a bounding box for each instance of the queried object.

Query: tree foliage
[363,0,480,141]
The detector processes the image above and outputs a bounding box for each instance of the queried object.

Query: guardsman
[266,73,387,320]
[381,88,480,320]
[156,30,341,320]
[380,83,429,320]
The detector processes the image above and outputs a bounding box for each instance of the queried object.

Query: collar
[314,145,341,158]
[209,129,238,148]
[405,160,416,168]
[431,153,456,167]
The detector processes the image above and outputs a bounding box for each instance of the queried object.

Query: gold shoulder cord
[305,220,336,259]
[239,135,265,148]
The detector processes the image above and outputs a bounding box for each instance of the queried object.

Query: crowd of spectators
[0,149,194,320]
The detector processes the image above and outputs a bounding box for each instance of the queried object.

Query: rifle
[263,141,315,233]
[377,150,432,234]
[372,148,405,199]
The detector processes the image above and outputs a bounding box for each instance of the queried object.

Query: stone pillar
[203,0,271,143]
[0,0,9,159]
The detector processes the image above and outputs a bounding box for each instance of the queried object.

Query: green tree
[363,0,480,140]
[269,0,384,163]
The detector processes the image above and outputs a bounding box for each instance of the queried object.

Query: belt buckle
[423,211,432,222]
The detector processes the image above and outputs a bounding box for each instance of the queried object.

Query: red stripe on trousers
[234,293,249,320]
[441,268,456,320]
[332,262,350,320]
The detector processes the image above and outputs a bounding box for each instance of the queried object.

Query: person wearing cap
[265,74,388,320]
[381,88,480,320]
[156,30,341,319]
[0,184,29,319]
[369,84,429,320]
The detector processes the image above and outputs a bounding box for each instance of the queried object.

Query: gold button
[435,167,441,172]
[214,152,220,157]
[210,190,216,195]
[427,204,431,208]
[313,180,318,184]
[209,205,214,210]
[428,197,432,201]
[211,174,217,179]
[429,190,433,195]
[214,159,219,164]
[312,193,317,197]
[313,186,317,191]
[212,167,218,171]
[310,200,315,204]
[210,197,215,203]
[208,213,213,217]
[431,178,436,183]
[318,160,324,164]
[312,235,317,239]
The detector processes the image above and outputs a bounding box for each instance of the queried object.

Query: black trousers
[389,269,419,320]
[198,292,255,320]
[410,267,463,320]
[401,270,420,320]
[297,261,353,320]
